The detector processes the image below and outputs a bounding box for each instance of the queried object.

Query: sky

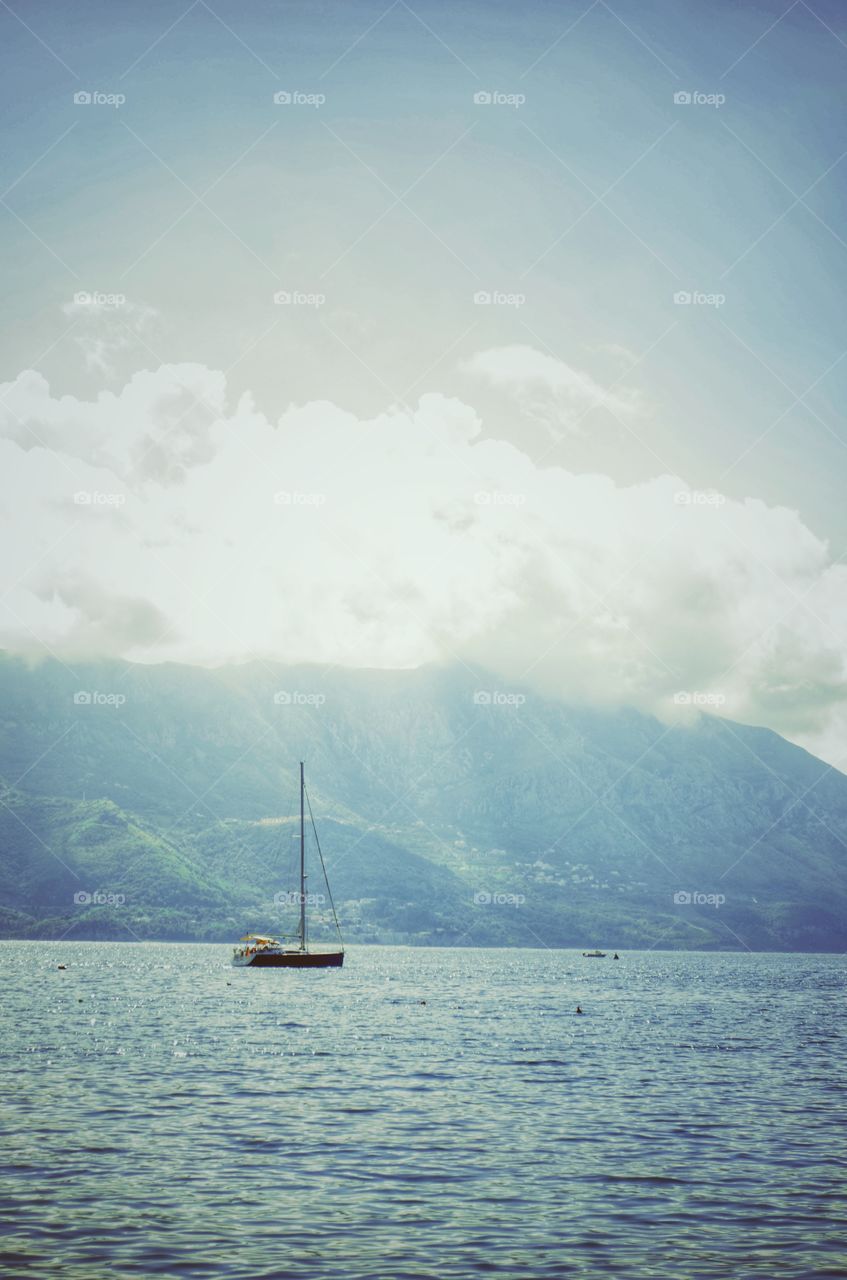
[1,0,846,766]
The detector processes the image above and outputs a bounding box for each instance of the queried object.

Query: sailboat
[231,762,345,968]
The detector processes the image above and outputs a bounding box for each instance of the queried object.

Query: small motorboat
[582,950,606,958]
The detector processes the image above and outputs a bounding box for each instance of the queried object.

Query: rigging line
[304,784,345,949]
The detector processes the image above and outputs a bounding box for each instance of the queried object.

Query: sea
[0,943,844,1279]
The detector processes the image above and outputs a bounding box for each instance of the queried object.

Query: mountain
[0,653,845,949]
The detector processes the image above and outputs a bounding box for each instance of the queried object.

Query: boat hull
[237,950,344,968]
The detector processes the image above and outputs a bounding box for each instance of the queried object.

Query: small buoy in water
[576,1005,583,1015]
[419,1000,427,1005]
[77,997,83,1002]
[57,964,66,970]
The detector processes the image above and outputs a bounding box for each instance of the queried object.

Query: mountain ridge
[0,652,845,949]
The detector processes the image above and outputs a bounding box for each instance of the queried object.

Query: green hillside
[0,653,845,949]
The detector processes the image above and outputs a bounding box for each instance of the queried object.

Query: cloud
[0,363,228,485]
[61,296,159,379]
[31,573,176,656]
[460,343,642,438]
[1,355,846,766]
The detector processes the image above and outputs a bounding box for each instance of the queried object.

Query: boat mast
[299,761,306,950]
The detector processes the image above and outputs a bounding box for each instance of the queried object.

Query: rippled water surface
[1,944,845,1279]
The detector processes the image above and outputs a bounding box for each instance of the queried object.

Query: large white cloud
[1,356,846,767]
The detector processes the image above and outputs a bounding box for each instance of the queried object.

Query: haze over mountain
[1,653,845,950]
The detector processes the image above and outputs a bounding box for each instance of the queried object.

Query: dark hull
[248,950,344,968]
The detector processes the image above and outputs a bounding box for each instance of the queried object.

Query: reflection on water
[1,943,844,1278]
